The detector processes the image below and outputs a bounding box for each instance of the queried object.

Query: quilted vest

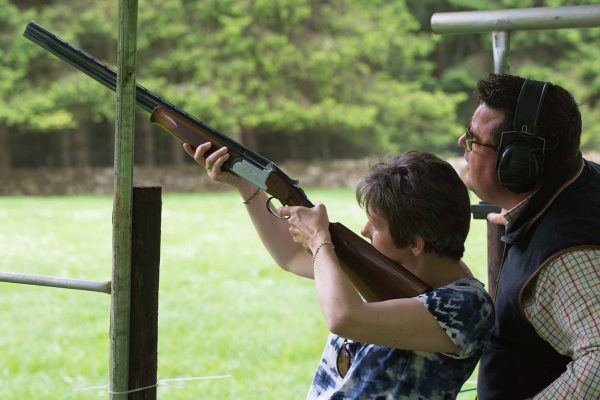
[478,155,600,400]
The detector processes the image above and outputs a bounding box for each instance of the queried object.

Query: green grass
[0,189,487,399]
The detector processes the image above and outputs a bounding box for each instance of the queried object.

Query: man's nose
[458,132,467,148]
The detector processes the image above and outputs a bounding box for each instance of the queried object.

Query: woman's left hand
[278,203,332,252]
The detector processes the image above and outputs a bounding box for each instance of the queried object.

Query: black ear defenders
[496,79,549,193]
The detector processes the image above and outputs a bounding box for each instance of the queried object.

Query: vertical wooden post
[0,124,11,177]
[471,203,503,297]
[128,187,161,400]
[486,223,505,301]
[110,0,138,399]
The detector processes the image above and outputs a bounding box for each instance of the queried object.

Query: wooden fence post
[110,0,139,398]
[128,186,162,400]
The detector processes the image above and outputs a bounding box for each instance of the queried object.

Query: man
[458,73,600,399]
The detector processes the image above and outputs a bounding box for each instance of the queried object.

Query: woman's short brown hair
[356,151,470,260]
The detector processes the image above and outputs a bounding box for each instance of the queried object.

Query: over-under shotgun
[23,21,431,301]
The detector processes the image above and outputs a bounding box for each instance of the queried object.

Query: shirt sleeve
[416,279,494,359]
[522,249,600,399]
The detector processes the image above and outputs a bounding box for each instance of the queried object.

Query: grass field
[0,189,487,399]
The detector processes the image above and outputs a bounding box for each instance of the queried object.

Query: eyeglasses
[336,339,356,378]
[465,128,499,152]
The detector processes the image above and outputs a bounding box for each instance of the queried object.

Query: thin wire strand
[82,374,231,394]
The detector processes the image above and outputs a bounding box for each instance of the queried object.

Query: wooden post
[0,124,11,177]
[486,223,505,301]
[110,1,139,399]
[471,203,502,297]
[128,187,161,400]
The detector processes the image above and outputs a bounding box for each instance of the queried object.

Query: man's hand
[487,211,508,226]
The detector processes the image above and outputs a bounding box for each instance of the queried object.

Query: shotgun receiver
[23,21,431,301]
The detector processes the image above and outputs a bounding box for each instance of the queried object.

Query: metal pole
[492,31,510,74]
[0,271,111,294]
[431,5,600,34]
[110,0,138,399]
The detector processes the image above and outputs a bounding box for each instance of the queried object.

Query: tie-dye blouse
[306,277,494,400]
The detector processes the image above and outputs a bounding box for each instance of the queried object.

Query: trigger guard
[266,197,289,220]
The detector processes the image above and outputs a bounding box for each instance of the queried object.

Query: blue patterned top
[306,277,494,400]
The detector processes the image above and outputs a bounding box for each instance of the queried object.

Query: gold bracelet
[242,188,261,204]
[312,241,335,266]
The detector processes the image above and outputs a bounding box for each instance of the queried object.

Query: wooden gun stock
[329,223,431,301]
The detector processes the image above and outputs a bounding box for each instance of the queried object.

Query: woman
[185,143,494,399]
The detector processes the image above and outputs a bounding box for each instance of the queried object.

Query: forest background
[1,0,599,194]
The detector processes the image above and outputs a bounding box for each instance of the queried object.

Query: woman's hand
[183,142,260,200]
[279,203,332,252]
[183,142,240,185]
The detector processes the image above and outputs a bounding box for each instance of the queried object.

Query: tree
[0,0,117,169]
[2,0,598,170]
[135,0,463,158]
[0,0,27,174]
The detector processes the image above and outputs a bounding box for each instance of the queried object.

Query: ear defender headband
[496,79,550,193]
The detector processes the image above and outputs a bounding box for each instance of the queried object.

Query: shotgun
[23,21,431,301]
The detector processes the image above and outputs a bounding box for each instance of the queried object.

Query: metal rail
[431,5,600,34]
[0,271,111,294]
[432,5,600,74]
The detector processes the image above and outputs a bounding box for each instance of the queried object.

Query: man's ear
[410,236,425,257]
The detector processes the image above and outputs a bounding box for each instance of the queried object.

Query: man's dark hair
[476,73,582,179]
[355,151,470,260]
